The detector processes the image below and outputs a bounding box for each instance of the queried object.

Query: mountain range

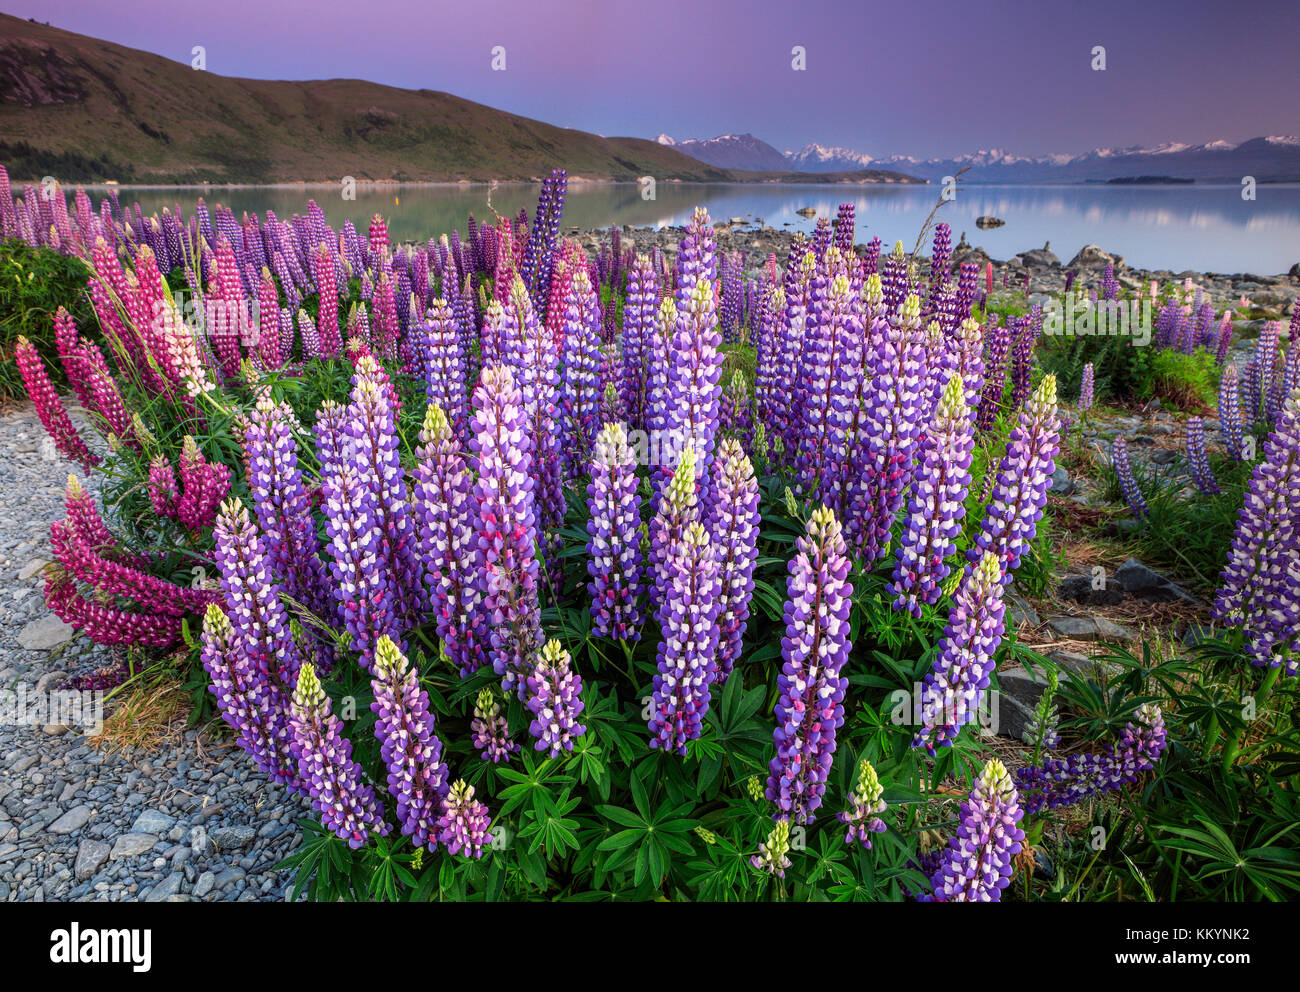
[0,14,921,186]
[656,133,1300,183]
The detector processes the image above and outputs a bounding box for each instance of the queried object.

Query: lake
[108,181,1300,274]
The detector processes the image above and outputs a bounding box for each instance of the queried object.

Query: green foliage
[1040,639,1300,902]
[0,239,95,398]
[1137,347,1220,410]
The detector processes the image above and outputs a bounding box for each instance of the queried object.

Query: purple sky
[7,0,1299,158]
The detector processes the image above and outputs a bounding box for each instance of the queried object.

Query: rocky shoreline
[0,406,303,903]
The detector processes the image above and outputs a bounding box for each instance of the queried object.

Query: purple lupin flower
[470,365,542,698]
[513,275,565,580]
[437,780,493,859]
[348,356,423,622]
[643,296,678,444]
[844,294,926,561]
[914,551,1008,751]
[707,437,761,682]
[649,521,722,755]
[971,374,1060,575]
[890,374,975,616]
[620,253,659,429]
[796,260,863,501]
[1112,437,1148,520]
[413,404,489,676]
[765,507,854,824]
[471,686,520,763]
[1079,362,1095,414]
[1015,704,1167,814]
[1187,416,1221,495]
[416,297,468,435]
[201,604,298,790]
[560,267,604,475]
[290,662,388,849]
[211,498,303,782]
[661,220,724,490]
[976,316,1011,433]
[526,639,587,757]
[370,635,450,851]
[920,758,1024,902]
[648,446,700,610]
[1218,364,1246,459]
[838,758,888,850]
[586,422,644,640]
[315,402,397,666]
[242,396,332,637]
[1214,391,1300,670]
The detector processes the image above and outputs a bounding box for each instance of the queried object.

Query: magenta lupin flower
[890,374,975,616]
[312,243,342,358]
[649,522,722,755]
[370,636,450,851]
[470,364,543,698]
[15,336,99,471]
[586,422,644,640]
[290,661,389,849]
[914,551,1008,751]
[173,436,233,533]
[921,758,1025,903]
[707,437,761,682]
[765,507,854,824]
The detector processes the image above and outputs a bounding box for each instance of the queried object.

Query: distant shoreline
[67,179,1300,191]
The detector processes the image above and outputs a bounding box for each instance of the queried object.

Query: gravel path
[0,402,306,902]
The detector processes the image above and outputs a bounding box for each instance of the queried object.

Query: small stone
[1058,572,1126,606]
[74,839,110,880]
[1006,593,1040,631]
[1048,466,1073,496]
[17,559,49,581]
[193,871,216,898]
[211,825,256,851]
[1114,558,1198,605]
[48,805,93,835]
[1045,615,1140,643]
[130,810,177,835]
[189,825,209,854]
[18,614,74,651]
[145,873,184,902]
[110,833,158,858]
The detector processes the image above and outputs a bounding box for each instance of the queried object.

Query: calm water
[109,182,1300,274]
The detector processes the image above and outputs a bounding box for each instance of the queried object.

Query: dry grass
[90,675,192,757]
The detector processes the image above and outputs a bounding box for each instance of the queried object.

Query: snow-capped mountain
[658,133,1300,182]
[785,143,875,171]
[653,133,789,171]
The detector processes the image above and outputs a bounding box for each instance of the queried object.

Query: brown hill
[0,14,923,187]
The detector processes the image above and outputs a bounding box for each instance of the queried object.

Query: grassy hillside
[0,14,922,187]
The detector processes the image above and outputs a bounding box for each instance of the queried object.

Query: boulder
[1114,558,1198,605]
[1067,244,1124,271]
